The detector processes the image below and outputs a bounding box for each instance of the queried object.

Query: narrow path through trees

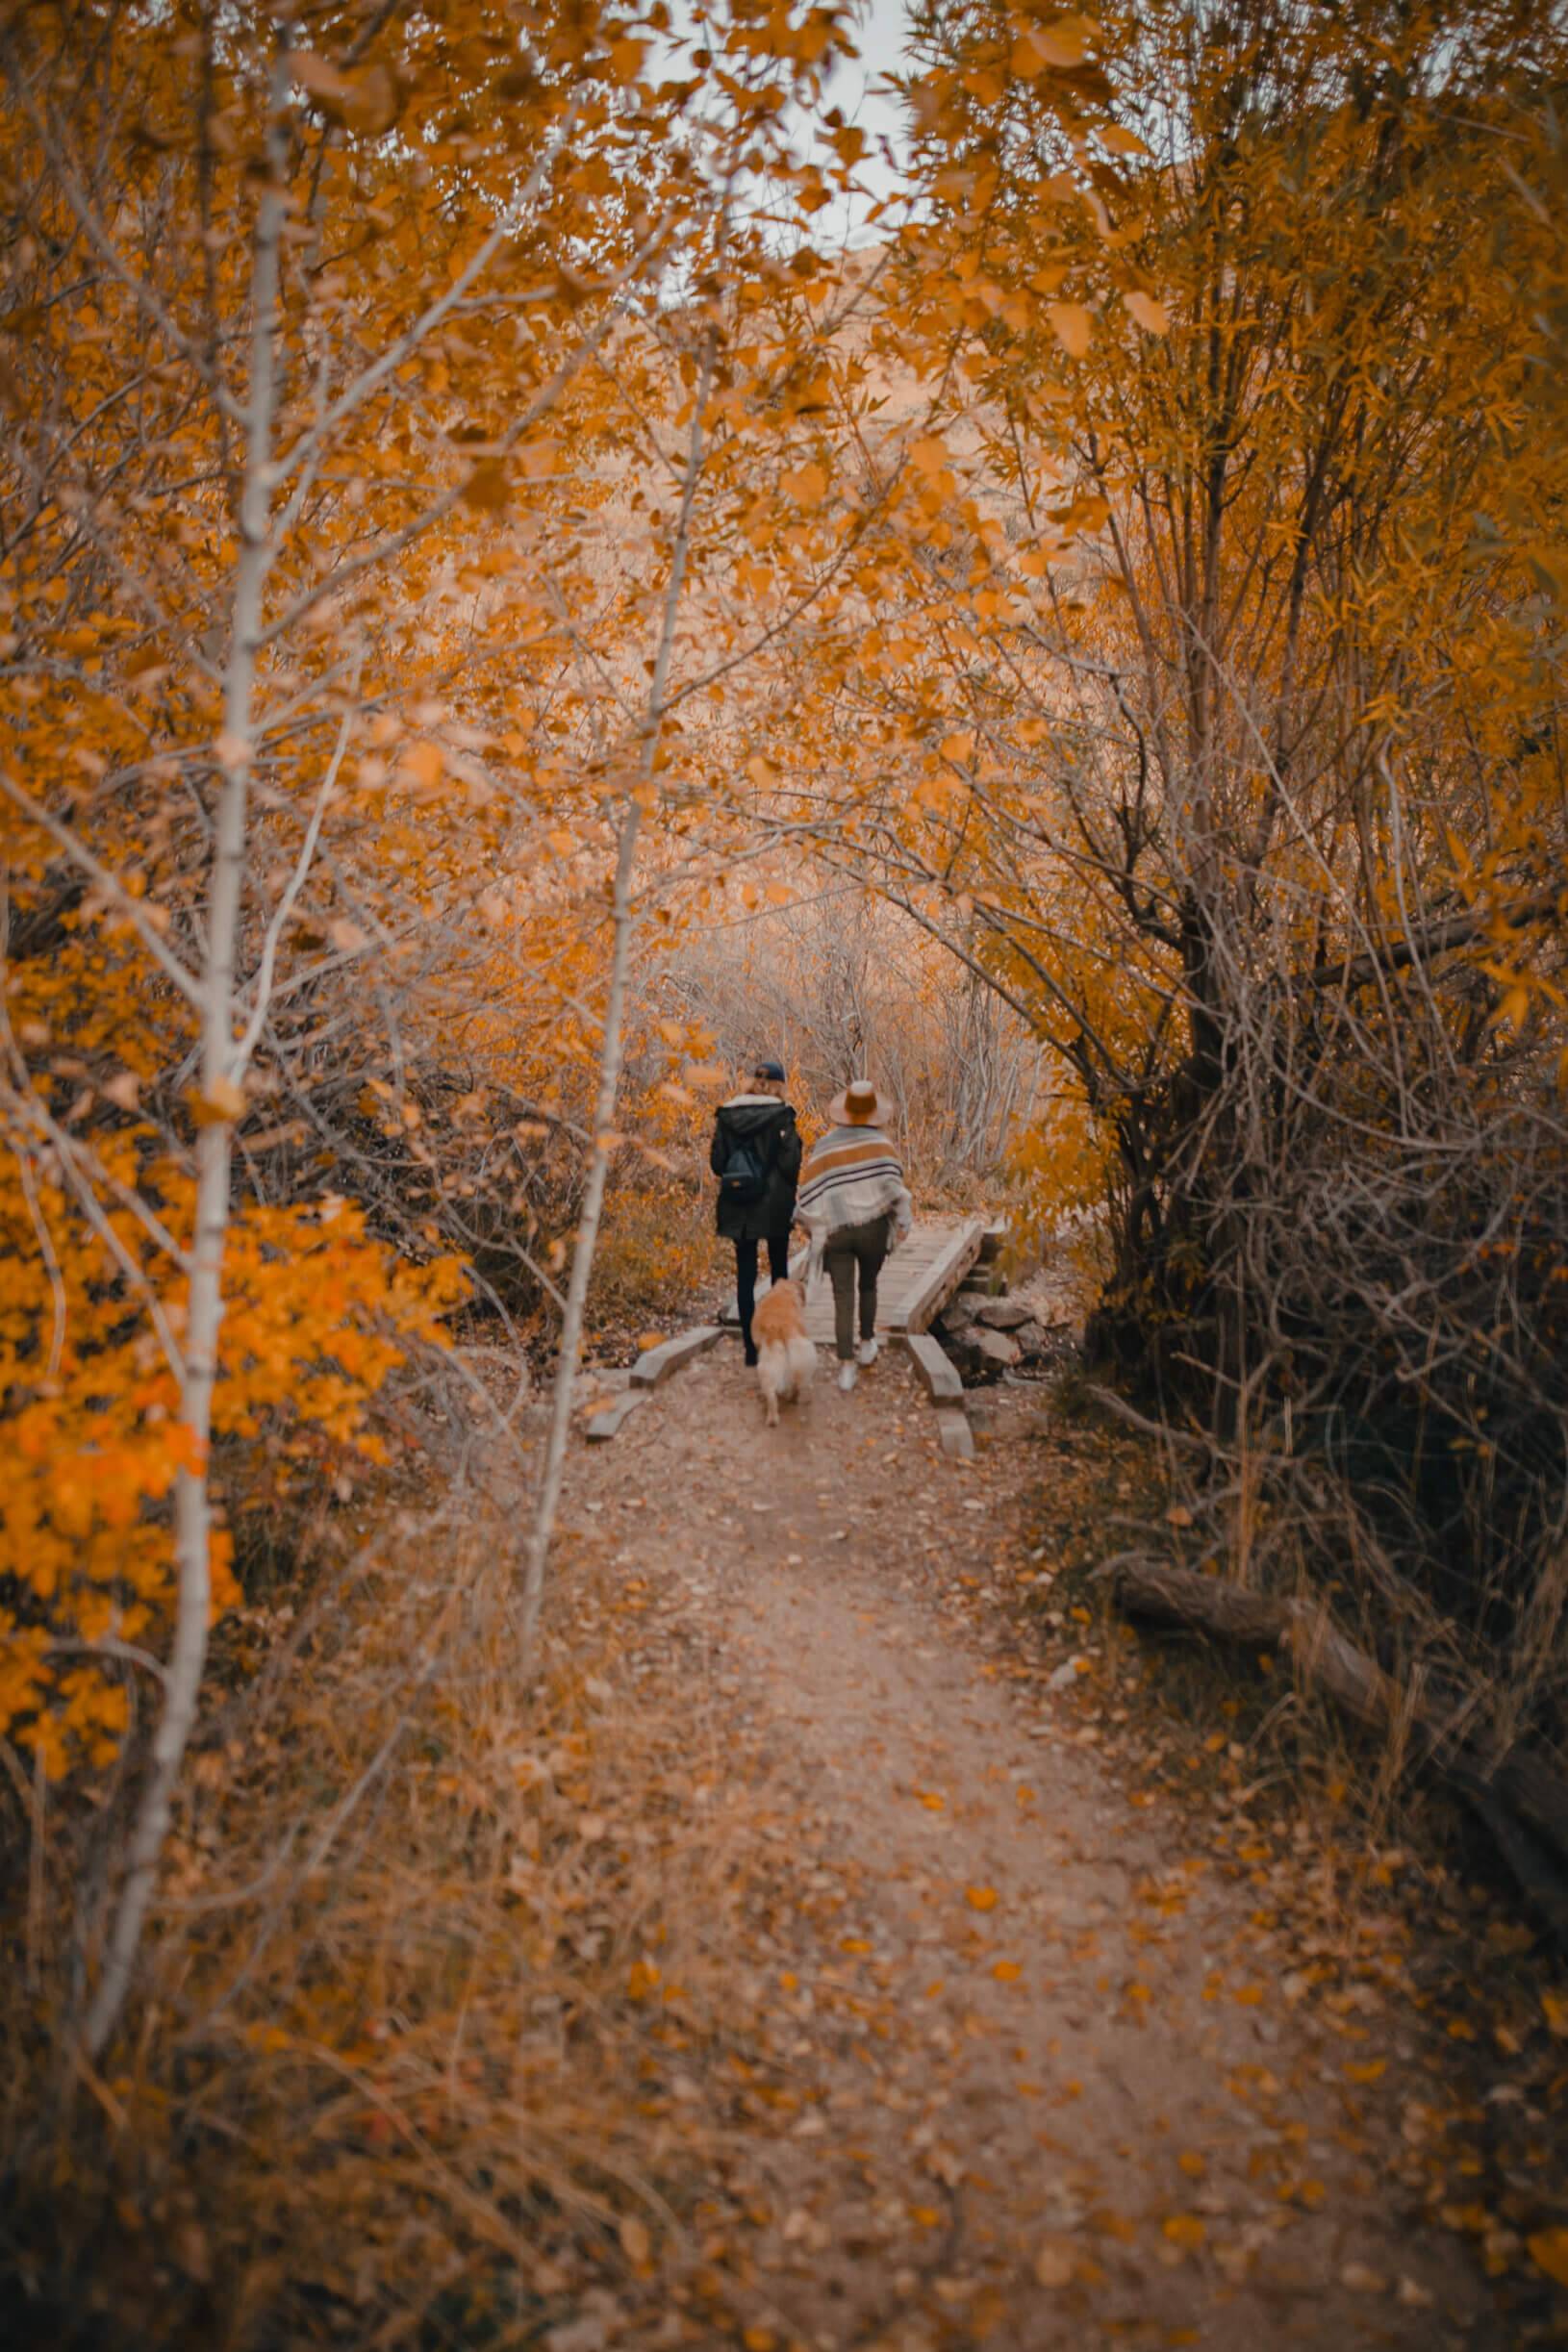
[563,1341,1492,2348]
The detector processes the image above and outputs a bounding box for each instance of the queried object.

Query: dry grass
[0,1409,774,2351]
[588,1173,726,1340]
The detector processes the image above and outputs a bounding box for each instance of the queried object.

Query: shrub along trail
[551,1336,1555,2350]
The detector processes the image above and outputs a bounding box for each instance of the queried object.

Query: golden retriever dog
[751,1277,817,1427]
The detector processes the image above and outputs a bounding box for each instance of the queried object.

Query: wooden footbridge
[718,1217,991,1345]
[590,1219,998,1453]
[800,1218,989,1346]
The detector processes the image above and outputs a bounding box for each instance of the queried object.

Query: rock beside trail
[932,1293,1073,1386]
[1018,1320,1065,1358]
[974,1328,1021,1372]
[974,1298,1033,1332]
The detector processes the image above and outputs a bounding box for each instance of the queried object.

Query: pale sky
[661,1,918,247]
[822,0,916,235]
[833,0,914,141]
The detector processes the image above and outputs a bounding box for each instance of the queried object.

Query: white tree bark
[518,331,718,1650]
[82,59,287,2061]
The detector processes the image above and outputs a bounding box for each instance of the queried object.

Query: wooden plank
[901,1331,964,1404]
[629,1325,724,1388]
[585,1392,648,1442]
[935,1405,974,1460]
[885,1218,987,1333]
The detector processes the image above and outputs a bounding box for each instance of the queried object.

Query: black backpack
[719,1125,772,1206]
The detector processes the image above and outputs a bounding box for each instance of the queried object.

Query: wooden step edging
[585,1392,648,1443]
[629,1325,724,1388]
[900,1330,975,1462]
[594,1312,978,1456]
[901,1330,965,1404]
[935,1406,974,1460]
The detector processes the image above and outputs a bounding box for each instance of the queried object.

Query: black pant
[735,1232,791,1357]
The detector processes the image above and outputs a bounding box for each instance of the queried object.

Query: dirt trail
[565,1340,1490,2350]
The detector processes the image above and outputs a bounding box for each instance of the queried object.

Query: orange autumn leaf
[1046,301,1093,358]
[1530,2230,1568,2289]
[781,461,828,510]
[1124,291,1171,334]
[1162,2214,1206,2251]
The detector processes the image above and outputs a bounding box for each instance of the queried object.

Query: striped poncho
[797,1123,914,1276]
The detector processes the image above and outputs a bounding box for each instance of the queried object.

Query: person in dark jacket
[710,1059,802,1367]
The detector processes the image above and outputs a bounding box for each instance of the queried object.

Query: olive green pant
[822,1215,891,1360]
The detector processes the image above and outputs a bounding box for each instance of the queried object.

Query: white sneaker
[857,1336,879,1367]
[838,1361,858,1393]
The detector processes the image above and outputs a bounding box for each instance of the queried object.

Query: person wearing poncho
[797,1078,913,1392]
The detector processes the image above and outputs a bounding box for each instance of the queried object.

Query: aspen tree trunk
[82,64,285,2061]
[518,333,717,1650]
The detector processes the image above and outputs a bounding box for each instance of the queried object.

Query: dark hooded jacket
[709,1094,801,1241]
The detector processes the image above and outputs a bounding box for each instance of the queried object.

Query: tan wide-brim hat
[828,1078,881,1125]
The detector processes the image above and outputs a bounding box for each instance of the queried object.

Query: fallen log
[1113,1560,1403,1730]
[1111,1556,1568,1954]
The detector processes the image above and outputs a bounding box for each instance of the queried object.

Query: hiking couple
[710,1061,912,1392]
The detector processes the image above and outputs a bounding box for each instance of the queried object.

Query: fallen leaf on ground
[1033,2241,1076,2288]
[1162,2214,1206,2251]
[619,2214,650,2264]
[1529,2228,1568,2288]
